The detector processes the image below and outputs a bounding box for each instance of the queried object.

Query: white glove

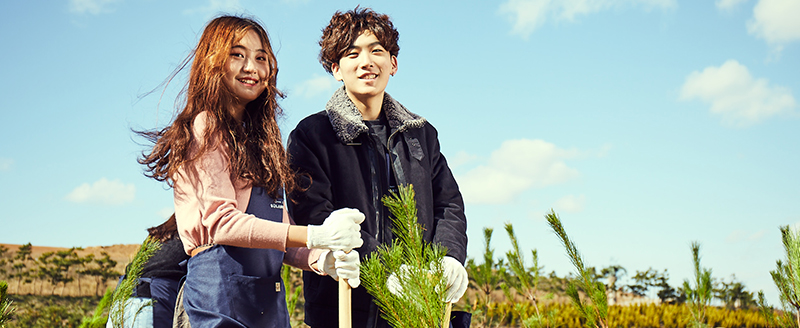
[440,256,468,303]
[386,264,411,296]
[307,208,365,251]
[321,250,361,288]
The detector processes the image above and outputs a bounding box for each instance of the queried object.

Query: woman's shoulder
[191,111,213,138]
[188,111,226,148]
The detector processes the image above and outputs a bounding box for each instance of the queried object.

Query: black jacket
[287,87,467,328]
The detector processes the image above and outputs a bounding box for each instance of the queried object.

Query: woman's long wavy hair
[138,15,296,198]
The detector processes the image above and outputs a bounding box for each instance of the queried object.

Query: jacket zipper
[366,135,384,243]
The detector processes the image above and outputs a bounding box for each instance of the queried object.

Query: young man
[287,7,468,328]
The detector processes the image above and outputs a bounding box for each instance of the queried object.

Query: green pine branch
[79,287,115,328]
[360,184,449,328]
[771,225,800,327]
[109,236,161,328]
[0,280,15,328]
[503,222,550,328]
[545,210,608,328]
[683,241,713,328]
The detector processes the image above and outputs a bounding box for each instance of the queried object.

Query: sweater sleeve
[173,113,291,255]
[280,207,325,273]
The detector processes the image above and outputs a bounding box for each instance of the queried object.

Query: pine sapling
[360,184,449,328]
[0,280,15,328]
[503,223,552,328]
[771,225,800,327]
[545,210,608,328]
[79,286,115,328]
[109,236,161,328]
[682,241,712,328]
[281,264,303,326]
[466,227,507,328]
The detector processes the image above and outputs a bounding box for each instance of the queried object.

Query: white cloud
[727,229,767,242]
[157,207,174,219]
[66,178,136,205]
[0,158,12,171]
[726,230,748,243]
[292,75,338,99]
[679,60,796,127]
[448,151,479,169]
[716,0,749,11]
[552,194,586,213]
[747,230,766,241]
[747,0,800,51]
[69,0,121,15]
[183,0,243,16]
[498,0,676,38]
[456,139,581,205]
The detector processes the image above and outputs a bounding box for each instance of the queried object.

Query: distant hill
[0,243,140,296]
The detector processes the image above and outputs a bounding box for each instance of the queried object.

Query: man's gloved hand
[440,256,468,303]
[306,208,365,250]
[387,257,468,303]
[321,250,361,288]
[386,264,411,296]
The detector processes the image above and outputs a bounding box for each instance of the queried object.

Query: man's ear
[390,56,398,76]
[332,63,343,81]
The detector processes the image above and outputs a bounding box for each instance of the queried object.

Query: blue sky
[1,0,797,305]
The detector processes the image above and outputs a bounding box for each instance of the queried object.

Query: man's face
[332,32,397,104]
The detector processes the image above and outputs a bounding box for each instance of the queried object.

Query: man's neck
[347,91,384,121]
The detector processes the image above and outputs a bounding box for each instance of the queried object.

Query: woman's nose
[243,57,257,73]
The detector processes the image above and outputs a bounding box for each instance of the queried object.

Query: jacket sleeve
[287,121,382,260]
[427,127,468,264]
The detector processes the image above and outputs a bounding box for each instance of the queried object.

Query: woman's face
[223,29,269,116]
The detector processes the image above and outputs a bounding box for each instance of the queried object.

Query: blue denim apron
[182,187,288,328]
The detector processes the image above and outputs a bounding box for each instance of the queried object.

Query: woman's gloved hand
[306,208,365,251]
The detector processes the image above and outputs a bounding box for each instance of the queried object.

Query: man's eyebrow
[346,41,383,51]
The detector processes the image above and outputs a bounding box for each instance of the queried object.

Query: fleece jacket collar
[325,86,427,144]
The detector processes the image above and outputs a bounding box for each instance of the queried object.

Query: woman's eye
[230,53,244,58]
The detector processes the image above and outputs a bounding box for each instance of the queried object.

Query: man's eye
[372,48,384,53]
[346,52,358,58]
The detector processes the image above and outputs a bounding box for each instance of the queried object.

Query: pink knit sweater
[173,112,322,271]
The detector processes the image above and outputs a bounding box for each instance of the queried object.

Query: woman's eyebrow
[231,44,267,54]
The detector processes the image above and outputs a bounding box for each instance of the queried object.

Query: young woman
[138,15,363,328]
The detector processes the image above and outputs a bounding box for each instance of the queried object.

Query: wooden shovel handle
[442,302,453,328]
[339,269,352,328]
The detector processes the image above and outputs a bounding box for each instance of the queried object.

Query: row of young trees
[0,244,120,297]
[461,211,779,328]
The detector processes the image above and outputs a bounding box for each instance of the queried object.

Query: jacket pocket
[406,137,424,161]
